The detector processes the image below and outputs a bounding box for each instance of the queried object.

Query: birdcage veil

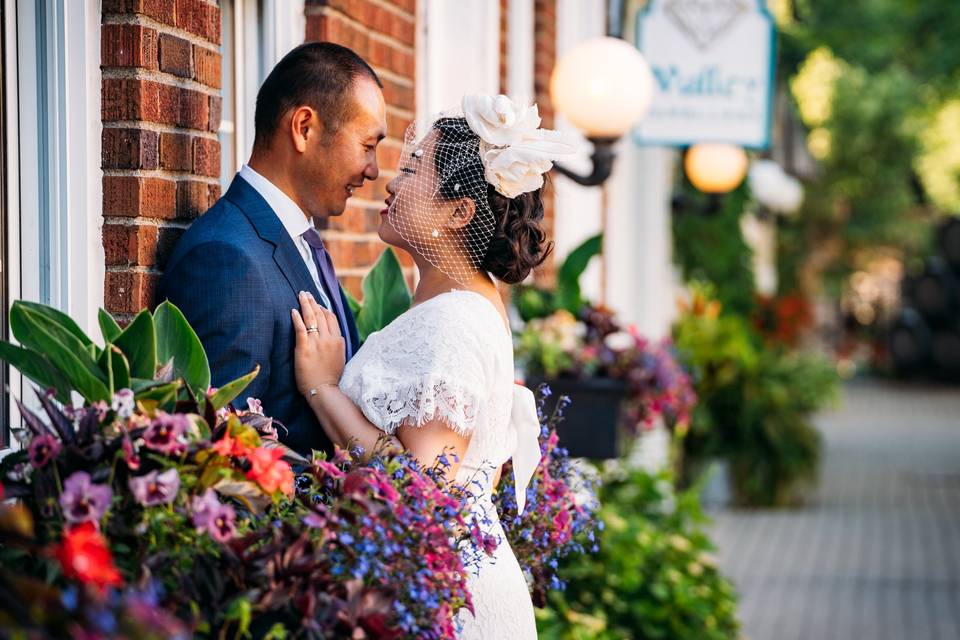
[385,95,577,285]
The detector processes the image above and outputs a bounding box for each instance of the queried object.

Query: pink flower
[313,459,346,480]
[143,414,188,455]
[245,397,264,415]
[28,433,61,468]
[122,435,141,470]
[129,469,180,506]
[110,388,135,419]
[59,471,112,525]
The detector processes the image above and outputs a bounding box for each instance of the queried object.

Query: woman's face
[379,128,451,253]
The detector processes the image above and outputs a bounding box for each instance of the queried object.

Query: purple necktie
[302,228,352,359]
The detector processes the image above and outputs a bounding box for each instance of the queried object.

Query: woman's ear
[289,106,316,153]
[445,198,477,230]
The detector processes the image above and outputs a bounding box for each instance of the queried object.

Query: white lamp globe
[550,37,654,139]
[684,143,749,194]
[748,159,805,215]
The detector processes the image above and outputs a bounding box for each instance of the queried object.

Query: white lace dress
[339,290,541,639]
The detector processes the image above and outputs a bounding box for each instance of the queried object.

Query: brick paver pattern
[711,382,960,640]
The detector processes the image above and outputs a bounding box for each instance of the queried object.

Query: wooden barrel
[931,324,960,377]
[912,257,959,323]
[937,217,960,272]
[888,308,932,372]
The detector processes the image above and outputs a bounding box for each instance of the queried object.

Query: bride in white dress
[290,95,574,638]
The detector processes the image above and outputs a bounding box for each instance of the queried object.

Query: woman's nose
[385,176,398,196]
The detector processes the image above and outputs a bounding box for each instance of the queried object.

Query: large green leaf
[113,310,157,380]
[134,381,181,407]
[355,249,412,341]
[554,233,603,314]
[154,301,211,394]
[9,304,110,402]
[0,342,72,403]
[16,301,94,349]
[97,345,131,394]
[98,309,122,343]
[209,366,260,411]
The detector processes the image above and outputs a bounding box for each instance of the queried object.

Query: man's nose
[364,158,379,182]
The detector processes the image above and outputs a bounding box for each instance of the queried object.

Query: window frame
[1,0,102,452]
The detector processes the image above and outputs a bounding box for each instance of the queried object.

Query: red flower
[55,522,123,592]
[245,447,294,496]
[212,428,253,458]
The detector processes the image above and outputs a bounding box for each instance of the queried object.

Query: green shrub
[536,469,739,640]
[672,288,839,506]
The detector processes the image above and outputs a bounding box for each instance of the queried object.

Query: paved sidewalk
[710,381,960,640]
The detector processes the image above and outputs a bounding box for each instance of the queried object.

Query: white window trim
[221,0,305,184]
[3,0,102,448]
[416,0,501,127]
[506,0,534,104]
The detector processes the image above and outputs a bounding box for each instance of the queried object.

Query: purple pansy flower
[28,433,61,468]
[129,469,180,507]
[191,489,236,542]
[59,471,112,525]
[111,388,135,419]
[143,413,188,455]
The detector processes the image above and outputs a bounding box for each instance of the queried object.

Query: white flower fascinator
[462,94,577,198]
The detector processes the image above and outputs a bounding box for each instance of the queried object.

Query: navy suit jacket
[158,176,360,456]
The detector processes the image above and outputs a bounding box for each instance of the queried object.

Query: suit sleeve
[160,242,272,401]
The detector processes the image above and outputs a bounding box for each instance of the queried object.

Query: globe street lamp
[673,143,749,215]
[683,143,749,194]
[549,37,654,186]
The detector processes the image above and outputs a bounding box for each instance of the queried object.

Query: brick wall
[499,0,509,95]
[101,0,222,321]
[304,0,417,298]
[533,0,558,283]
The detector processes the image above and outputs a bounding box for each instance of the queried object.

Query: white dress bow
[509,384,543,514]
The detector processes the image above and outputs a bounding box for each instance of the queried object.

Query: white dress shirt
[237,165,333,310]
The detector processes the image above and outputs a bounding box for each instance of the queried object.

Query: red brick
[353,174,390,202]
[159,132,192,171]
[208,95,222,133]
[174,0,221,45]
[102,78,180,126]
[192,137,220,177]
[101,24,158,69]
[386,112,411,140]
[340,275,363,300]
[103,176,177,218]
[327,204,382,233]
[158,33,192,78]
[178,87,211,130]
[176,179,217,218]
[105,271,157,314]
[103,223,159,266]
[193,45,221,89]
[381,77,414,112]
[101,128,159,170]
[103,0,176,25]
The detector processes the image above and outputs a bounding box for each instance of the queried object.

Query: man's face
[303,77,386,218]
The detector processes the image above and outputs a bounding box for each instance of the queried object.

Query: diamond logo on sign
[635,0,776,149]
[665,0,749,50]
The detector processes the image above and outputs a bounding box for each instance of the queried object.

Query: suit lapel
[225,176,323,302]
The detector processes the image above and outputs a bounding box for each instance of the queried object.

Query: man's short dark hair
[253,42,382,148]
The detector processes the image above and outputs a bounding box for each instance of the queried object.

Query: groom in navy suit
[159,43,386,455]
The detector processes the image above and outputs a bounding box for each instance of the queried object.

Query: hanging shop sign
[634,0,777,149]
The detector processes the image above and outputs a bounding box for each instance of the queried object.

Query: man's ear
[289,106,317,153]
[445,198,477,230]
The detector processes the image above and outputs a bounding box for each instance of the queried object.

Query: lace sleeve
[339,297,495,436]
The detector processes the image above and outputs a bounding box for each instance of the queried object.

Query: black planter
[527,376,628,459]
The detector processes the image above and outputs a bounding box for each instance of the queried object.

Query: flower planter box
[526,376,628,460]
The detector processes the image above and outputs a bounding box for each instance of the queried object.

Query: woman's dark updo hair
[432,117,554,284]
